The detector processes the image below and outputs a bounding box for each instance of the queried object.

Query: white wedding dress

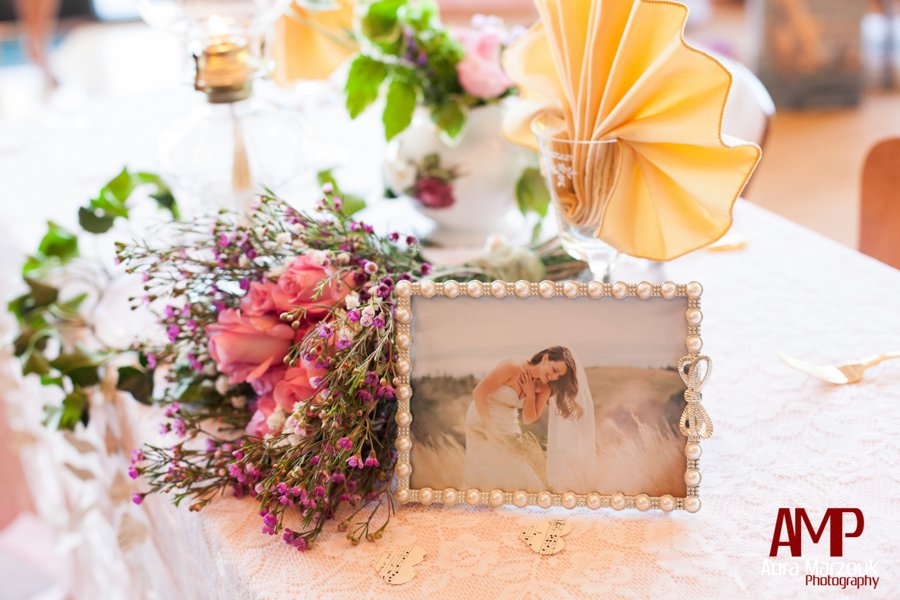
[464,384,544,491]
[546,360,598,494]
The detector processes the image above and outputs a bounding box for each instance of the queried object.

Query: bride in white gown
[463,346,597,493]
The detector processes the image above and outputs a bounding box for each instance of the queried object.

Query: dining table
[1,85,897,599]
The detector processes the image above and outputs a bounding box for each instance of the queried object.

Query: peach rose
[240,281,277,316]
[271,256,348,316]
[273,359,327,412]
[207,309,294,384]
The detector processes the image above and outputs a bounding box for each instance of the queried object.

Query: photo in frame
[392,279,710,513]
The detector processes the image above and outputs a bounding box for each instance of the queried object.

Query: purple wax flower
[338,437,352,450]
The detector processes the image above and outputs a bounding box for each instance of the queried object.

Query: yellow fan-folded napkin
[271,0,357,84]
[504,0,761,261]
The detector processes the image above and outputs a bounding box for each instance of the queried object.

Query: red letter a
[770,508,802,557]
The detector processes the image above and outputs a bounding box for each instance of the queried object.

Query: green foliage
[344,55,388,119]
[516,167,551,242]
[358,0,406,53]
[316,169,367,216]
[383,75,417,140]
[344,0,474,141]
[430,100,466,139]
[21,222,79,276]
[9,168,179,429]
[79,167,180,234]
[116,366,155,405]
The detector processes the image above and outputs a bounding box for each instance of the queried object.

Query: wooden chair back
[860,139,900,268]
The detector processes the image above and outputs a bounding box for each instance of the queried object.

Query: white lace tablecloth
[1,91,899,599]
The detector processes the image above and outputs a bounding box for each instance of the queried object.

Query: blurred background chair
[719,53,776,152]
[860,138,900,269]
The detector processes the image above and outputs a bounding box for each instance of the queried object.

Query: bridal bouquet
[346,1,520,140]
[120,189,430,549]
[7,169,584,551]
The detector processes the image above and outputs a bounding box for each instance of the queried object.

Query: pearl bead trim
[392,279,706,512]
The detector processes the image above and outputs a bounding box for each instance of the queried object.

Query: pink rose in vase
[271,256,349,316]
[414,176,456,209]
[207,309,295,385]
[454,28,513,100]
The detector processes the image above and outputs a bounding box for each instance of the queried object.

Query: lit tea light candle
[194,16,254,102]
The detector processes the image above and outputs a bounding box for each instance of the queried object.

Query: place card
[373,544,427,585]
[519,519,573,555]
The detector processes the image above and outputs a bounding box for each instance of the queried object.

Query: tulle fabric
[546,354,598,494]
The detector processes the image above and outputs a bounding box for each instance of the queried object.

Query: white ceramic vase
[383,104,533,246]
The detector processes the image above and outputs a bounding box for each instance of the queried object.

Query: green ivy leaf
[50,349,100,387]
[39,374,65,388]
[78,206,116,234]
[57,389,89,430]
[516,167,551,219]
[103,167,137,205]
[116,366,154,405]
[135,171,180,219]
[316,169,367,216]
[345,55,389,119]
[175,380,221,407]
[383,76,417,141]
[21,256,43,275]
[400,0,439,29]
[35,222,79,267]
[80,168,180,233]
[340,195,367,217]
[23,350,51,376]
[431,101,466,140]
[56,293,89,314]
[360,0,405,51]
[24,278,59,307]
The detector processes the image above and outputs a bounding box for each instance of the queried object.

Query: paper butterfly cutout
[373,544,427,585]
[519,519,573,555]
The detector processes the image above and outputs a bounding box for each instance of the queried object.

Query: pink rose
[273,360,327,412]
[271,256,348,316]
[246,394,276,437]
[455,29,512,100]
[414,177,456,209]
[240,281,277,316]
[207,309,294,384]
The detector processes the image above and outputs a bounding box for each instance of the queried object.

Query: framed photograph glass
[392,279,711,513]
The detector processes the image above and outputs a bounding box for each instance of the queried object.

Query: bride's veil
[546,349,598,494]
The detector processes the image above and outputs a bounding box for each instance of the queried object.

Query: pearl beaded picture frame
[392,279,711,514]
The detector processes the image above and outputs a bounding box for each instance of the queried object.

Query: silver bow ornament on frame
[677,354,713,439]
